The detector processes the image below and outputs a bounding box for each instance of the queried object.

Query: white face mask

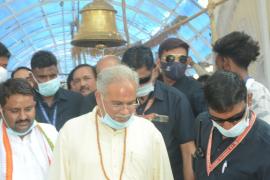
[37,77,60,97]
[136,82,154,97]
[212,107,250,138]
[0,67,8,83]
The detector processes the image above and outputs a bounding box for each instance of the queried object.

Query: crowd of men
[0,31,270,180]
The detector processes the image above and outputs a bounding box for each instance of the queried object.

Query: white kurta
[0,120,58,180]
[48,107,173,180]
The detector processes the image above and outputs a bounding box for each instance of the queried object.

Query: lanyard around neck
[206,111,256,176]
[38,102,57,126]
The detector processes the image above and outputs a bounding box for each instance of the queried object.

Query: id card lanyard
[206,111,256,176]
[38,102,57,126]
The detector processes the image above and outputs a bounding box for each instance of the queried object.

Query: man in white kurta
[0,78,58,180]
[0,120,58,180]
[48,65,173,180]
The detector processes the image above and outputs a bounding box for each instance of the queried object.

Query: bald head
[96,55,120,74]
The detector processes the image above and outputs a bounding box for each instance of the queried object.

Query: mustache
[114,114,132,119]
[15,119,31,124]
[80,86,89,91]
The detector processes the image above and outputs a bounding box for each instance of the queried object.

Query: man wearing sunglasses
[122,46,196,180]
[157,38,207,117]
[193,70,270,180]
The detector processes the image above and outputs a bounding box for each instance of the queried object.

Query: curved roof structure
[0,0,211,78]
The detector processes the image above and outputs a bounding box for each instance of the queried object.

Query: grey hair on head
[96,64,139,96]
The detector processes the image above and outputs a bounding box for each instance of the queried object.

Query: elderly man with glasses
[48,65,173,180]
[193,70,270,180]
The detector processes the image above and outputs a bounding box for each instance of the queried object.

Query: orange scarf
[2,122,12,180]
[1,122,53,180]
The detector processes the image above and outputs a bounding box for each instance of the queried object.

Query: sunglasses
[209,107,247,123]
[139,75,151,84]
[163,55,188,63]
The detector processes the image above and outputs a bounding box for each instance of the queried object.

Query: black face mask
[160,61,187,80]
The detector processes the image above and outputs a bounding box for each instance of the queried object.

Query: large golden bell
[71,0,126,48]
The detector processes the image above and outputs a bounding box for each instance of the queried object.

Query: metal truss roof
[0,0,211,77]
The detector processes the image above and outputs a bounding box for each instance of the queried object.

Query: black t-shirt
[80,91,97,115]
[172,76,207,117]
[137,80,195,180]
[194,112,270,180]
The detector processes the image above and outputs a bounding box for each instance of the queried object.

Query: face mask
[100,96,134,129]
[102,113,134,130]
[37,77,60,97]
[0,67,8,83]
[212,108,249,138]
[0,107,36,137]
[137,82,154,97]
[161,62,187,80]
[7,121,36,137]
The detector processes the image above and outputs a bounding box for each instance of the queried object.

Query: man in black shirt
[193,71,270,180]
[31,50,84,130]
[122,46,196,180]
[158,38,207,117]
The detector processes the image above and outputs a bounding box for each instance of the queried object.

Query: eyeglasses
[109,99,140,111]
[209,107,247,123]
[162,54,188,63]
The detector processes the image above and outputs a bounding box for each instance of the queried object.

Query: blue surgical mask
[100,96,134,129]
[161,61,187,80]
[102,113,134,130]
[212,108,249,137]
[0,108,36,137]
[37,77,60,97]
[137,83,154,97]
[7,121,36,137]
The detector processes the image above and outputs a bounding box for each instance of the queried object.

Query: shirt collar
[152,80,165,101]
[172,75,187,87]
[35,87,67,102]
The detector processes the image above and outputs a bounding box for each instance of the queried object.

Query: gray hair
[96,64,139,95]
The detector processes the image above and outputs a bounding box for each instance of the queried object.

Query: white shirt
[0,121,58,180]
[48,107,173,180]
[246,78,270,124]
